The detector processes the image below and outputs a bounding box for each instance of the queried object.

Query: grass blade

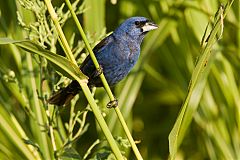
[168,2,234,159]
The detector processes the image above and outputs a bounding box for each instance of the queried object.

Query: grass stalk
[46,110,58,157]
[10,114,41,159]
[0,106,38,159]
[43,0,123,159]
[169,1,235,159]
[65,0,143,159]
[26,53,52,159]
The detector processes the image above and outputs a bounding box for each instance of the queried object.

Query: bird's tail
[47,81,80,106]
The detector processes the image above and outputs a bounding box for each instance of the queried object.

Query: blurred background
[0,0,239,159]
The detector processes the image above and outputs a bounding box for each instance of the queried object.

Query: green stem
[72,111,88,140]
[64,0,114,99]
[0,109,38,160]
[65,0,143,159]
[83,139,100,160]
[169,2,235,159]
[64,0,143,159]
[44,0,76,65]
[10,114,41,159]
[68,102,75,137]
[46,110,58,157]
[26,53,51,159]
[43,0,123,159]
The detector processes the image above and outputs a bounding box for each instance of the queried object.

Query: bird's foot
[107,99,118,108]
[93,65,103,78]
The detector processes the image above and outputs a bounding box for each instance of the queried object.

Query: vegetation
[0,0,239,159]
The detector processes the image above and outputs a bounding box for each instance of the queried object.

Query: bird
[47,16,158,106]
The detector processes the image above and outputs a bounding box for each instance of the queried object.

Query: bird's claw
[93,66,103,78]
[107,99,118,108]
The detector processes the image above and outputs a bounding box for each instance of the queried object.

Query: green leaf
[0,38,88,82]
[0,106,38,159]
[0,37,27,44]
[168,2,233,159]
[59,147,82,160]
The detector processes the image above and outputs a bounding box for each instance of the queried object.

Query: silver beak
[141,22,158,32]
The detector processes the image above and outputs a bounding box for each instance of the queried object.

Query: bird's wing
[93,34,114,53]
[80,34,113,70]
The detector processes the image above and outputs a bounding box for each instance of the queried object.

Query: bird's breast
[127,43,140,65]
[99,41,140,85]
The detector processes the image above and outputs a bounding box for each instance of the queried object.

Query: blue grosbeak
[48,17,158,106]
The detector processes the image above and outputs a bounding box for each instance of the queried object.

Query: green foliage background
[0,0,239,159]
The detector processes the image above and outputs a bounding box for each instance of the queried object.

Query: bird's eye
[135,21,140,26]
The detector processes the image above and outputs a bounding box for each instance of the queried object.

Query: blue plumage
[48,17,158,106]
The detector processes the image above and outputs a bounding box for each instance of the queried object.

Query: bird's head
[114,17,158,43]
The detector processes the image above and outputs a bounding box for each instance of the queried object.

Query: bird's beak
[141,22,158,32]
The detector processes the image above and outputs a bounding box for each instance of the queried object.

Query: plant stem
[64,0,114,99]
[83,139,100,160]
[0,110,38,160]
[68,102,75,137]
[46,110,58,158]
[169,1,235,159]
[72,111,88,140]
[64,0,143,159]
[44,0,76,65]
[43,0,123,159]
[26,53,51,159]
[65,0,143,159]
[49,125,57,152]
